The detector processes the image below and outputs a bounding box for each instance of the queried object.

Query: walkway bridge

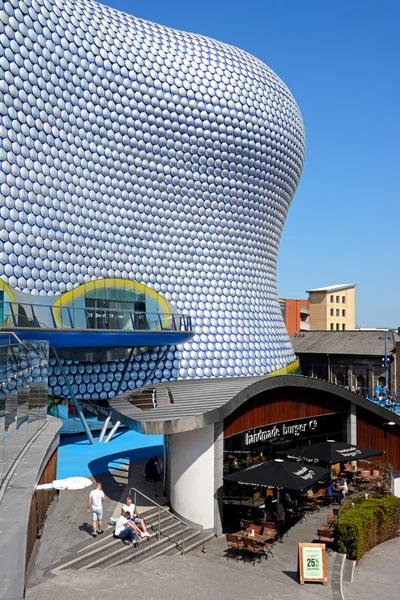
[0,300,194,348]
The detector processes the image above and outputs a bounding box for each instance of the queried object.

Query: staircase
[126,388,156,411]
[47,506,214,572]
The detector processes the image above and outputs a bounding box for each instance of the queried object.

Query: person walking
[88,481,105,537]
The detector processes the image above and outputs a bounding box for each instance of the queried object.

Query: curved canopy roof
[110,374,400,434]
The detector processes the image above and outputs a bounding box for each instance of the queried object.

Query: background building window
[356,375,365,388]
[330,323,334,331]
[330,308,334,316]
[336,323,340,330]
[342,309,346,317]
[330,295,334,302]
[342,324,346,331]
[336,309,339,317]
[336,295,340,303]
[342,296,346,303]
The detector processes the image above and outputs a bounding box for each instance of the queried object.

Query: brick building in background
[279,298,311,337]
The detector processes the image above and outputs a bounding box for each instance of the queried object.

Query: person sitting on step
[114,511,138,546]
[121,496,150,538]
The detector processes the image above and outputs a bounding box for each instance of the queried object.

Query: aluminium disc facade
[0,0,306,387]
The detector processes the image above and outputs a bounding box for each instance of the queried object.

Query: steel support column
[52,348,95,444]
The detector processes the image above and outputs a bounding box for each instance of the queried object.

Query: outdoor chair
[257,538,274,558]
[261,521,276,531]
[240,519,254,529]
[357,470,371,483]
[322,515,337,532]
[242,537,265,565]
[317,528,336,553]
[326,514,337,525]
[302,493,323,512]
[226,534,244,562]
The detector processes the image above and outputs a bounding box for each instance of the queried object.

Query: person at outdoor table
[324,481,342,505]
[334,475,348,501]
[282,491,296,509]
[262,496,275,521]
[275,500,286,523]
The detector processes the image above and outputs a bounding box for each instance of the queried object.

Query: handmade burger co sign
[244,418,319,446]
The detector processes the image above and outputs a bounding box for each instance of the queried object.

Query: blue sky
[99,0,399,327]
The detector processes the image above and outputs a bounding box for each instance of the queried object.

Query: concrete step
[138,530,203,564]
[47,504,208,572]
[82,521,186,570]
[76,519,182,570]
[170,532,215,556]
[47,506,172,572]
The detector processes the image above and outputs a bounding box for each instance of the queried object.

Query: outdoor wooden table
[233,529,277,543]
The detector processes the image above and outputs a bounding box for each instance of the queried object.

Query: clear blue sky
[99,0,399,327]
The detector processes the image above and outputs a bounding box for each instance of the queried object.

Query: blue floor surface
[57,429,163,479]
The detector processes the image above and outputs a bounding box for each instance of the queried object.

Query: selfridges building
[0,0,305,405]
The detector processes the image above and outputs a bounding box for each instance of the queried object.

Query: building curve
[0,0,305,387]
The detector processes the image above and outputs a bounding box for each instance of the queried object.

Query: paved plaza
[28,491,337,600]
[26,462,400,600]
[344,537,400,600]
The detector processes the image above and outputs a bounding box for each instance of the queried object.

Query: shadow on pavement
[87,444,163,502]
[79,522,95,536]
[283,570,299,583]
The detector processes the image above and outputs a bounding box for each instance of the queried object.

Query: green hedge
[337,496,400,562]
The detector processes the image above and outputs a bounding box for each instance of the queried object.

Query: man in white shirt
[87,481,105,537]
[121,496,150,538]
[114,511,137,545]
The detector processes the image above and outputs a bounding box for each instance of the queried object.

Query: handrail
[0,300,193,333]
[129,485,191,555]
[339,475,392,514]
[0,330,30,352]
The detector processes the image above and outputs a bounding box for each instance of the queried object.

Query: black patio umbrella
[277,440,383,464]
[224,459,329,492]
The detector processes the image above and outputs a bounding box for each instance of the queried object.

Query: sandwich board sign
[298,543,327,586]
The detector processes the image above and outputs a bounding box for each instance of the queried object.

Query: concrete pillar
[169,425,215,531]
[347,364,353,388]
[346,403,357,445]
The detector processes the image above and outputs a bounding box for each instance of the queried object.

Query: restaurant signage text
[244,418,318,446]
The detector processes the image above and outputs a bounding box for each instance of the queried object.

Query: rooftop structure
[306,284,356,293]
[291,330,399,356]
[307,284,356,332]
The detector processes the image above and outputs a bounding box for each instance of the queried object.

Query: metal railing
[0,300,193,333]
[0,340,49,487]
[129,486,191,555]
[339,476,392,514]
[342,386,400,415]
[338,459,393,514]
